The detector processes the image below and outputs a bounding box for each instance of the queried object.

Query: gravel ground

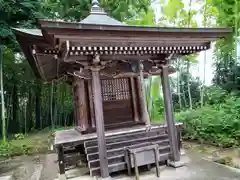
[40,153,58,180]
[0,155,45,180]
[1,141,239,180]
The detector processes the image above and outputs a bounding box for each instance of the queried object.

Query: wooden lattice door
[101,78,134,125]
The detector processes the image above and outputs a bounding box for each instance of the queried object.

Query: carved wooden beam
[62,40,70,62]
[32,46,47,80]
[67,72,91,80]
[66,54,167,62]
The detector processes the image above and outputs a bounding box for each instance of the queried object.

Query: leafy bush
[204,86,228,105]
[0,142,30,157]
[176,97,240,148]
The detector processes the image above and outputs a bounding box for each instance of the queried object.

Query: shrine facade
[13,1,231,179]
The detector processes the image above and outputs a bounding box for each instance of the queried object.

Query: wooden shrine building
[13,1,231,179]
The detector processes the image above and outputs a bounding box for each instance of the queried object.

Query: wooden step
[84,129,166,148]
[88,144,170,169]
[87,139,169,161]
[90,152,170,177]
[85,134,168,154]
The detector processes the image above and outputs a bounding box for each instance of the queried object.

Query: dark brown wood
[130,77,139,122]
[125,144,161,180]
[75,78,89,131]
[136,77,144,122]
[91,67,109,178]
[101,78,134,125]
[37,20,231,40]
[177,129,182,151]
[57,146,65,175]
[161,65,180,161]
[84,128,166,147]
[85,135,168,154]
[13,20,231,81]
[87,80,95,128]
[87,140,170,162]
[73,81,79,126]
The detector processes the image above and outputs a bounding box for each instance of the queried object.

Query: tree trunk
[200,51,207,107]
[11,84,20,133]
[0,46,6,142]
[6,94,11,134]
[187,61,193,109]
[177,58,182,110]
[35,81,41,130]
[181,81,187,108]
[27,89,33,132]
[24,102,27,134]
[187,0,193,110]
[53,83,58,126]
[200,0,207,107]
[50,81,54,130]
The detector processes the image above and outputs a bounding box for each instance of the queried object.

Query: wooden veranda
[13,1,232,179]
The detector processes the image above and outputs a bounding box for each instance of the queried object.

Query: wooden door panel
[101,78,133,125]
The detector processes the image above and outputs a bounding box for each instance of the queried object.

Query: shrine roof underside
[12,1,232,82]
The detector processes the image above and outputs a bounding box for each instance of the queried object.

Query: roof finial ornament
[91,0,105,14]
[92,0,100,7]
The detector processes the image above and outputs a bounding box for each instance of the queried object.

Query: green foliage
[211,0,239,92]
[126,8,155,25]
[41,0,151,22]
[0,141,32,157]
[176,96,240,148]
[204,86,228,104]
[0,0,154,139]
[0,128,56,157]
[171,71,202,110]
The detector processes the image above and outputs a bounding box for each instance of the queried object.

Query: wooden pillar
[72,82,79,126]
[161,65,180,161]
[75,78,89,131]
[57,145,65,175]
[91,67,109,178]
[130,77,139,122]
[88,80,95,128]
[137,61,151,126]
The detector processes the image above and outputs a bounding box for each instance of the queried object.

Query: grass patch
[151,118,165,124]
[0,126,72,158]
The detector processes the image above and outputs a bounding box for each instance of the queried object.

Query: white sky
[152,0,214,86]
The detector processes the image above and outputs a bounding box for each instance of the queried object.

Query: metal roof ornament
[80,0,124,25]
[92,0,99,7]
[90,0,105,14]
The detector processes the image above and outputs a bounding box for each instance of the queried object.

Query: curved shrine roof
[12,0,232,81]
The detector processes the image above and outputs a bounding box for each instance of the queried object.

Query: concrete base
[0,176,12,180]
[94,176,112,180]
[58,174,67,180]
[180,149,186,156]
[168,160,186,168]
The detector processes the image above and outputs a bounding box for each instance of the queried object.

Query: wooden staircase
[84,128,171,177]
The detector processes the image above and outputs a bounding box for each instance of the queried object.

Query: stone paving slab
[0,176,12,180]
[55,154,240,180]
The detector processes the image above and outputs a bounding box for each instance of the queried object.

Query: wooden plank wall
[74,77,142,131]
